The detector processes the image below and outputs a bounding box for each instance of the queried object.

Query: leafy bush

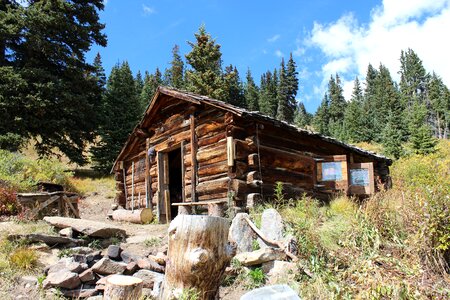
[246,268,265,289]
[0,187,22,216]
[0,150,73,191]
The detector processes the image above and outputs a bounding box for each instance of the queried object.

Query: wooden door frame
[157,143,184,223]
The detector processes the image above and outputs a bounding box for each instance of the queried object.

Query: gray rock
[124,261,139,275]
[240,284,300,300]
[234,247,286,266]
[61,288,98,298]
[73,253,87,264]
[79,268,96,283]
[228,213,256,253]
[262,260,297,284]
[132,269,164,288]
[59,227,73,238]
[47,257,87,274]
[43,216,126,238]
[91,257,127,275]
[107,245,122,260]
[120,250,142,263]
[137,258,165,273]
[258,209,284,249]
[43,269,81,289]
[87,250,102,264]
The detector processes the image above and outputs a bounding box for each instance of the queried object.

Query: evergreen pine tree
[223,65,245,107]
[343,77,365,142]
[276,58,293,122]
[185,25,225,100]
[140,68,162,110]
[259,70,278,117]
[327,74,346,138]
[294,102,311,128]
[382,112,403,159]
[361,64,379,142]
[428,73,450,139]
[409,102,437,154]
[313,93,330,135]
[0,0,107,163]
[165,44,184,89]
[93,53,106,90]
[92,62,141,173]
[244,69,260,111]
[135,71,144,94]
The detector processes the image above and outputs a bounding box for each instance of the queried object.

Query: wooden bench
[171,200,228,217]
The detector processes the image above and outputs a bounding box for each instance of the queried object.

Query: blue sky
[88,0,450,113]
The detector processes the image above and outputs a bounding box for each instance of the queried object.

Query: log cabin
[112,86,392,223]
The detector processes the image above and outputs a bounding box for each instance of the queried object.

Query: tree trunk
[104,275,143,300]
[112,208,153,224]
[160,215,235,300]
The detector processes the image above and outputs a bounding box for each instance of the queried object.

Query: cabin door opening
[167,148,182,220]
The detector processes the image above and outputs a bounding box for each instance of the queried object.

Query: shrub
[0,187,22,216]
[0,150,72,192]
[9,248,38,270]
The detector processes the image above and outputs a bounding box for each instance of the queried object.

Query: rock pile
[42,244,166,299]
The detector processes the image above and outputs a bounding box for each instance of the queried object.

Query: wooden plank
[145,138,153,211]
[181,140,186,203]
[348,162,375,195]
[62,195,80,218]
[29,195,60,219]
[227,136,235,167]
[190,114,197,202]
[163,152,170,223]
[157,152,163,222]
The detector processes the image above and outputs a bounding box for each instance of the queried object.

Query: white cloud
[267,34,281,43]
[142,4,155,15]
[275,50,284,58]
[307,0,450,98]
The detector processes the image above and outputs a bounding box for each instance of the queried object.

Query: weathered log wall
[114,92,391,220]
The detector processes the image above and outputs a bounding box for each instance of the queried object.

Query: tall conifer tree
[92,62,141,172]
[165,44,184,89]
[185,25,225,100]
[313,93,330,135]
[343,77,365,142]
[276,58,293,122]
[223,65,245,107]
[259,70,278,117]
[244,69,260,111]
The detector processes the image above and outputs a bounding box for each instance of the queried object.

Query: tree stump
[160,215,236,300]
[111,208,153,224]
[104,275,143,300]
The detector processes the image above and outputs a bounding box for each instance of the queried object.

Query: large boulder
[43,217,126,238]
[91,257,127,275]
[43,269,81,289]
[234,247,286,266]
[228,213,256,253]
[107,245,122,260]
[258,209,284,249]
[262,260,297,284]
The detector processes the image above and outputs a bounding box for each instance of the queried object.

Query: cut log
[161,215,236,300]
[43,217,126,238]
[112,209,153,224]
[104,274,143,300]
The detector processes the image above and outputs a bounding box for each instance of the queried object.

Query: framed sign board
[316,155,348,192]
[348,162,374,195]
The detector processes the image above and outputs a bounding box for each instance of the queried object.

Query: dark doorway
[168,148,182,220]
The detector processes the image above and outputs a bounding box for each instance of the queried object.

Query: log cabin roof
[112,86,392,172]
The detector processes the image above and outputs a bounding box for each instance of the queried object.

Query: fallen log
[112,209,153,224]
[7,233,86,247]
[104,274,143,300]
[161,215,236,300]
